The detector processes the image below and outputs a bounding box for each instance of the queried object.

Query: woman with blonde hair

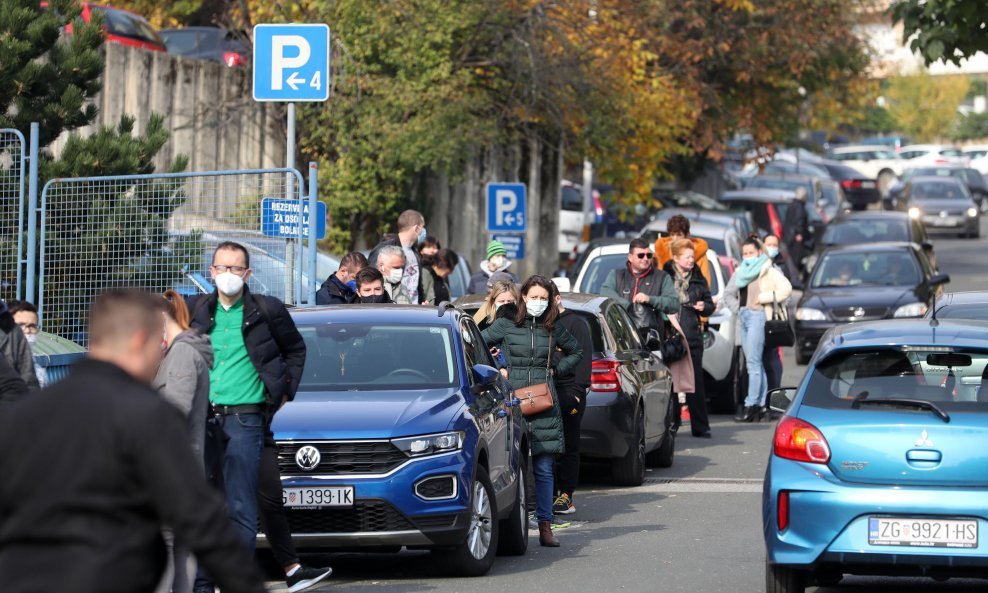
[153,290,214,593]
[474,280,520,331]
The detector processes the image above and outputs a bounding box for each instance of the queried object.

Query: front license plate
[925,217,958,227]
[868,516,978,548]
[283,486,355,508]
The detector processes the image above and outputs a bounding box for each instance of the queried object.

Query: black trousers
[555,383,587,497]
[763,345,783,392]
[257,437,299,570]
[679,345,710,435]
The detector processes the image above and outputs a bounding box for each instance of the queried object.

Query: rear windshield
[297,324,457,391]
[803,347,988,411]
[579,253,626,294]
[822,220,909,245]
[561,186,583,212]
[94,7,163,45]
[936,304,988,322]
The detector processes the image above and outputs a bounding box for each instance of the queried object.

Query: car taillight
[778,491,790,532]
[591,358,620,392]
[768,205,783,238]
[224,51,245,67]
[774,416,830,464]
[840,179,863,190]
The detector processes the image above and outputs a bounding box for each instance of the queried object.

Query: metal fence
[0,129,26,302]
[39,168,311,345]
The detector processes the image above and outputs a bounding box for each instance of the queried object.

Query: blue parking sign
[253,24,330,102]
[486,183,527,232]
[491,234,525,260]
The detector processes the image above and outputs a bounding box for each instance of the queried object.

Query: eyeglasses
[633,252,654,260]
[212,265,248,275]
[17,323,38,332]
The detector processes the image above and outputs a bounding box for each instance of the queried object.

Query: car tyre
[496,455,529,556]
[436,467,499,577]
[647,396,676,468]
[766,561,807,593]
[713,347,746,414]
[613,408,646,486]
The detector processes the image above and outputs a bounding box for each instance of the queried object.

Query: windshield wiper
[851,393,950,423]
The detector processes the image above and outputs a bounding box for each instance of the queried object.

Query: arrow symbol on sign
[286,71,306,90]
[504,213,516,225]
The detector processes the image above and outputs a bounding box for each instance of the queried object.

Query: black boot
[734,406,757,423]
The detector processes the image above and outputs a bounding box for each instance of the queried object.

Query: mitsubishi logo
[915,430,934,448]
[295,445,321,471]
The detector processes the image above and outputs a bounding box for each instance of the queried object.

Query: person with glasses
[0,300,40,391]
[7,300,44,388]
[601,238,679,341]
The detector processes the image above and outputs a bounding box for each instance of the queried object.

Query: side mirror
[471,364,500,394]
[645,328,662,351]
[768,387,798,414]
[930,272,950,286]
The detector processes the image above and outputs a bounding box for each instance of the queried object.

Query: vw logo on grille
[295,446,321,471]
[852,307,866,318]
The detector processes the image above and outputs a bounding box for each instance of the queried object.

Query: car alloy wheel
[467,479,493,560]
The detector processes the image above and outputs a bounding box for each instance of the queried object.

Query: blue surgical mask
[766,246,779,259]
[346,279,357,291]
[418,228,428,245]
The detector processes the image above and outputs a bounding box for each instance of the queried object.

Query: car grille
[278,500,415,534]
[829,306,890,322]
[277,441,408,476]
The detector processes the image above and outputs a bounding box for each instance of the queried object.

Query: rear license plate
[860,181,876,189]
[868,516,978,548]
[283,486,354,508]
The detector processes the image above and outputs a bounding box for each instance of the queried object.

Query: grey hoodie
[152,330,214,471]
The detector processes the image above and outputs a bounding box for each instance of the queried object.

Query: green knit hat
[486,240,508,259]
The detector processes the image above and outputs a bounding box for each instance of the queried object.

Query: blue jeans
[532,453,555,523]
[740,309,767,408]
[218,412,265,552]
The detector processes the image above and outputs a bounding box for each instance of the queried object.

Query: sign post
[253,24,331,304]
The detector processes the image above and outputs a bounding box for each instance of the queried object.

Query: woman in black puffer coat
[663,238,715,438]
[481,276,582,548]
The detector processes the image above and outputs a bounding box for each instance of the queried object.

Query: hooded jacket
[152,330,214,469]
[467,260,519,295]
[481,315,583,456]
[315,272,356,305]
[654,236,712,290]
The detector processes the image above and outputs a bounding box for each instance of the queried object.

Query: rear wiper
[851,393,950,423]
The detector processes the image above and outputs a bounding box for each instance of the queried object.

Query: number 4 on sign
[310,71,321,90]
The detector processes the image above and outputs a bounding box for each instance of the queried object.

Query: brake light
[840,179,863,190]
[767,205,783,238]
[778,491,790,532]
[774,417,830,464]
[224,51,245,67]
[591,358,620,392]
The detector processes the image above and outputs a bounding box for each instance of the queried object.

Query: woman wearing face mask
[761,234,789,392]
[481,276,583,548]
[420,249,460,305]
[152,290,214,593]
[662,239,715,438]
[474,280,521,331]
[723,235,792,422]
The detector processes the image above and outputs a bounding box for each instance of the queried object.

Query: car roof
[830,145,893,153]
[749,173,817,183]
[454,292,611,315]
[832,210,910,223]
[816,319,988,360]
[720,189,796,203]
[290,304,465,325]
[934,291,988,306]
[907,175,966,186]
[901,144,948,151]
[160,26,229,33]
[819,241,916,254]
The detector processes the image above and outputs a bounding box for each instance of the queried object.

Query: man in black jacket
[0,289,264,593]
[316,252,367,305]
[551,289,593,516]
[187,242,324,593]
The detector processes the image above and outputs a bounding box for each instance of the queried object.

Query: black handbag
[659,322,688,363]
[764,292,795,349]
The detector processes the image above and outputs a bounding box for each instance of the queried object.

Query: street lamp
[796,86,807,174]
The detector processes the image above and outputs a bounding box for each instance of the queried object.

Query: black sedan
[807,211,935,271]
[927,291,988,321]
[887,165,988,212]
[899,176,980,238]
[454,293,676,486]
[793,242,948,365]
[817,160,881,210]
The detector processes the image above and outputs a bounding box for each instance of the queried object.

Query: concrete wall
[53,44,286,173]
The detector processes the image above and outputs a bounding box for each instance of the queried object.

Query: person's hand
[633,292,650,304]
[490,347,501,358]
[693,302,705,312]
[499,368,509,378]
[795,233,804,243]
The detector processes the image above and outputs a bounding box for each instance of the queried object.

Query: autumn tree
[886,71,970,142]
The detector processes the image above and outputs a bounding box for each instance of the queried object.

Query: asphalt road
[264,218,988,593]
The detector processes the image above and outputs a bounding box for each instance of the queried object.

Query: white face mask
[388,268,404,284]
[214,272,245,297]
[25,334,37,345]
[526,300,549,318]
[489,256,506,269]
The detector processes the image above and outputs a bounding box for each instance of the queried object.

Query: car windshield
[935,303,988,321]
[579,253,627,294]
[822,220,909,245]
[911,181,967,200]
[95,7,163,45]
[296,324,457,391]
[561,185,583,212]
[811,251,919,288]
[803,347,988,412]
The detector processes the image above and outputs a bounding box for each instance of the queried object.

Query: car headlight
[893,302,927,318]
[392,432,465,457]
[908,207,921,219]
[967,207,979,218]
[795,307,827,321]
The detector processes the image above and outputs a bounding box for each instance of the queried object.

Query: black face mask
[359,294,389,304]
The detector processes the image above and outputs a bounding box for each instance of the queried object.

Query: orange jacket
[654,236,712,289]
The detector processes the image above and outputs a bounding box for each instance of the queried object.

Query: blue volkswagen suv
[764,318,988,591]
[262,304,529,576]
